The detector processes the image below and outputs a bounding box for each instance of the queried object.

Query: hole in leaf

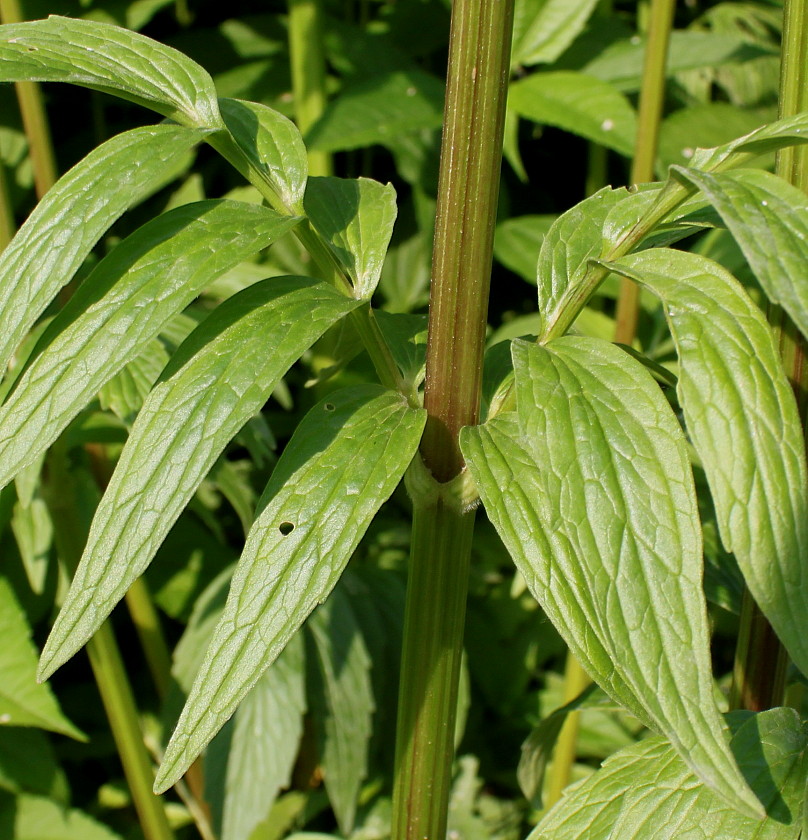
[279,521,294,536]
[324,403,335,412]
[26,46,38,51]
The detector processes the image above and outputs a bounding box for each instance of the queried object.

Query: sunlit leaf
[461,337,760,817]
[155,386,425,792]
[604,249,808,680]
[0,200,298,493]
[511,0,599,68]
[39,276,358,682]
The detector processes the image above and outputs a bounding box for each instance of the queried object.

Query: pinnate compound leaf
[219,98,308,213]
[530,708,807,839]
[39,277,358,682]
[0,124,204,379]
[304,177,397,300]
[0,16,222,128]
[307,586,373,834]
[0,200,298,493]
[155,385,425,793]
[605,249,808,679]
[206,633,306,840]
[460,337,760,817]
[0,577,83,740]
[509,72,636,158]
[671,167,808,342]
[512,0,599,68]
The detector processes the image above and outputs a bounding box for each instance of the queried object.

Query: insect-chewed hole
[278,521,295,536]
[324,403,335,412]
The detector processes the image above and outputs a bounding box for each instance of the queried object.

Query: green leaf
[530,708,807,839]
[582,31,777,92]
[535,186,630,339]
[39,276,358,682]
[0,791,124,840]
[0,728,68,800]
[657,104,766,173]
[0,16,222,127]
[219,98,308,213]
[306,69,444,153]
[509,72,636,157]
[604,249,808,679]
[97,338,170,426]
[374,311,428,389]
[207,634,306,840]
[304,176,397,300]
[460,337,760,817]
[511,0,599,68]
[155,385,425,793]
[11,492,53,596]
[493,215,556,284]
[0,577,83,740]
[0,200,299,493]
[689,111,808,173]
[307,586,373,835]
[671,167,808,342]
[0,124,205,379]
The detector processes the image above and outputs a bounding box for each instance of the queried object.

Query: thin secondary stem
[731,0,808,712]
[45,445,175,840]
[391,1,514,837]
[288,0,332,177]
[613,0,675,346]
[0,154,14,250]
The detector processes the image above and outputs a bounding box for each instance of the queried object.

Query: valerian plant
[0,6,808,840]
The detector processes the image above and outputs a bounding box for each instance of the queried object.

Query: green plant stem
[545,655,590,808]
[391,1,513,837]
[731,0,808,713]
[45,445,174,840]
[288,0,332,177]
[125,578,172,700]
[0,0,57,199]
[0,156,14,250]
[613,0,675,346]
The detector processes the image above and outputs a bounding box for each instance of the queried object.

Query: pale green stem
[45,445,175,840]
[288,0,332,176]
[0,155,14,250]
[125,578,172,701]
[391,0,514,837]
[613,0,676,346]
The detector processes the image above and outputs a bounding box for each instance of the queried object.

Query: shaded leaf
[0,124,205,379]
[0,200,298,493]
[0,728,68,800]
[461,337,760,816]
[0,16,222,127]
[39,277,358,682]
[605,249,808,679]
[512,0,599,68]
[509,72,636,157]
[530,708,807,839]
[494,214,556,284]
[155,385,425,792]
[304,176,397,300]
[0,577,83,739]
[307,587,373,835]
[97,338,170,426]
[0,791,123,840]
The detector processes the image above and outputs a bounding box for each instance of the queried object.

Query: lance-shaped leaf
[530,708,807,839]
[304,176,397,300]
[536,186,630,340]
[155,385,425,792]
[671,167,808,342]
[0,124,204,378]
[306,586,373,834]
[689,111,808,173]
[218,98,308,214]
[38,276,359,681]
[509,72,637,157]
[0,200,298,493]
[460,337,761,817]
[511,0,599,68]
[0,16,222,128]
[604,249,808,679]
